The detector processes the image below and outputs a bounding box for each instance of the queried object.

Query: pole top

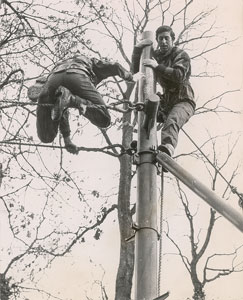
[142,31,154,39]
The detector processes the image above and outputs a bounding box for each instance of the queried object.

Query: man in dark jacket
[34,52,133,154]
[132,25,195,157]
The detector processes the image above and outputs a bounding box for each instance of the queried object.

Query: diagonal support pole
[156,152,243,233]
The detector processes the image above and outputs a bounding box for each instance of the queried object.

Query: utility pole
[135,31,160,300]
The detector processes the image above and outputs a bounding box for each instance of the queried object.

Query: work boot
[158,144,174,157]
[63,136,79,154]
[51,86,73,121]
[158,144,174,173]
[27,76,47,102]
[51,86,87,121]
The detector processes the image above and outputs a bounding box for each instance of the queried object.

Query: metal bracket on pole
[143,94,160,139]
[132,149,157,166]
[125,223,140,242]
[125,222,160,242]
[134,102,146,111]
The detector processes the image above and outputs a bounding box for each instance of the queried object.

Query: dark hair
[155,25,175,41]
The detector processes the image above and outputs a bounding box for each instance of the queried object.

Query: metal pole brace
[132,150,157,166]
[125,222,160,242]
[132,147,161,175]
[134,102,146,111]
[142,94,160,139]
[132,146,157,165]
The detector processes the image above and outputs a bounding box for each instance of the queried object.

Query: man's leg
[159,101,194,156]
[64,73,111,128]
[58,109,79,154]
[36,85,59,143]
[37,71,111,153]
[35,72,81,155]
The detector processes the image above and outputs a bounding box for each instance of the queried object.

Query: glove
[124,71,134,82]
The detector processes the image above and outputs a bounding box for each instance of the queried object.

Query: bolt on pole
[135,31,159,300]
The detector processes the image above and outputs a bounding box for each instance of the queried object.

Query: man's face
[157,31,173,55]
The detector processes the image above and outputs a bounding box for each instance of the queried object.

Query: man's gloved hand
[63,136,79,154]
[135,39,153,49]
[124,71,145,83]
[124,71,134,82]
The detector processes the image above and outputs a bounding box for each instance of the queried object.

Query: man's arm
[144,49,191,83]
[92,58,133,83]
[131,39,153,74]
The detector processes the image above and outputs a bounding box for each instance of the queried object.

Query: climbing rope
[0,98,140,158]
[182,128,243,209]
[0,100,53,111]
[0,100,53,107]
[0,140,135,158]
[158,172,164,296]
[0,99,145,113]
[106,100,137,113]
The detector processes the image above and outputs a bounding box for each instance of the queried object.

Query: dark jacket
[50,53,132,137]
[132,46,195,110]
[52,53,132,85]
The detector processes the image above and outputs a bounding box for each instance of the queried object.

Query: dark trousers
[161,101,194,153]
[36,71,111,143]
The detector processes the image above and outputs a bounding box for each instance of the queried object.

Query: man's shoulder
[73,54,93,65]
[153,46,190,60]
[172,46,190,60]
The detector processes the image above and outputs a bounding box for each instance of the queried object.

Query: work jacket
[132,46,195,110]
[52,53,132,85]
[49,53,132,138]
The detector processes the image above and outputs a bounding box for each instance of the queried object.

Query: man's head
[155,25,175,55]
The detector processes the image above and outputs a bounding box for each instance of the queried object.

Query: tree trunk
[115,108,135,300]
[0,274,11,300]
[191,266,205,300]
[193,286,205,300]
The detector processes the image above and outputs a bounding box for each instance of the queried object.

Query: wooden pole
[156,152,243,233]
[135,31,159,300]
